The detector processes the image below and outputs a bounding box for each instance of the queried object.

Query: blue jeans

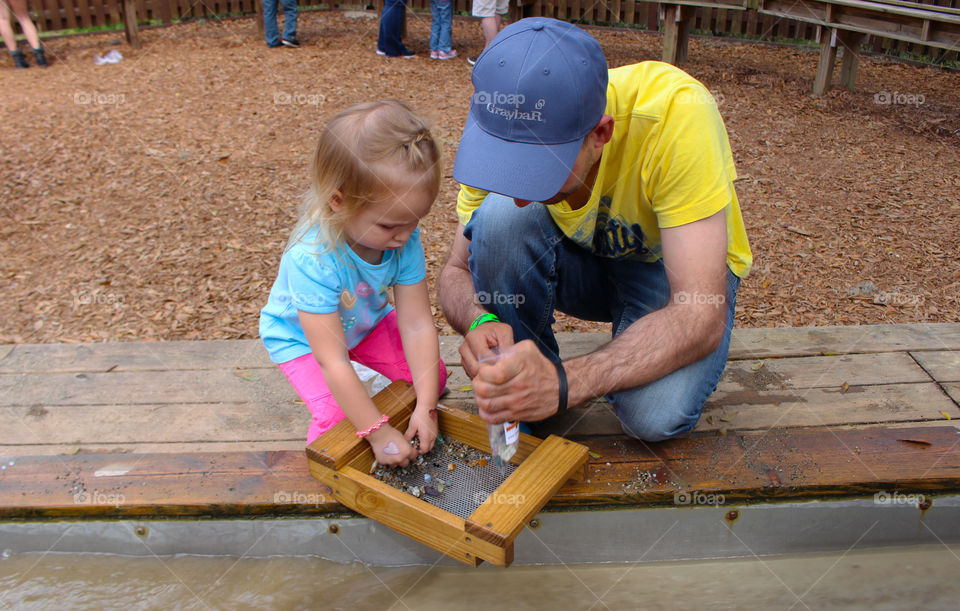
[378,0,410,56]
[430,0,453,52]
[464,193,740,442]
[263,0,298,46]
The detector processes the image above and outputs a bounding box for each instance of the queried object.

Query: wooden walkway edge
[1,323,958,519]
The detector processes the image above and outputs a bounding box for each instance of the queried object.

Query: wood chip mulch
[2,10,958,345]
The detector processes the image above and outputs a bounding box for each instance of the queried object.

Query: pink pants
[278,310,447,444]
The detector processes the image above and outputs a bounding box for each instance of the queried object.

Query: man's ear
[329,190,345,212]
[591,115,615,148]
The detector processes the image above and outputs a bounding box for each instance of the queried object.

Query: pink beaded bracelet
[356,414,389,439]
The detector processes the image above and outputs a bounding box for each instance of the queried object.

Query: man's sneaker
[430,50,439,59]
[376,48,387,56]
[467,56,477,66]
[437,49,458,60]
[281,38,300,48]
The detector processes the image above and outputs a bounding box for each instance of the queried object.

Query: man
[440,18,752,442]
[468,0,508,65]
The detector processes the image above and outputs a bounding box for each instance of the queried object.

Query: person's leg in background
[429,0,441,57]
[436,0,454,56]
[279,0,298,46]
[378,0,412,56]
[1,0,44,66]
[262,0,281,47]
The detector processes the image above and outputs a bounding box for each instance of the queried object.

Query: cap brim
[453,109,584,202]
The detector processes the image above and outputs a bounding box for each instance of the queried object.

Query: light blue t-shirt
[259,227,426,364]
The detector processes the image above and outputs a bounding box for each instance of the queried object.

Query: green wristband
[469,312,500,332]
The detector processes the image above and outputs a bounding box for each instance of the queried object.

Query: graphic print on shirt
[590,196,658,261]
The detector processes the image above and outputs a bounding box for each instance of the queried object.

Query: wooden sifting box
[306,381,589,567]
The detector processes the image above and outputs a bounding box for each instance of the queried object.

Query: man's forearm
[439,262,487,335]
[565,303,725,406]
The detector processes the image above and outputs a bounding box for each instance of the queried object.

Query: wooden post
[123,0,141,49]
[838,30,867,91]
[254,0,264,38]
[677,6,691,62]
[813,27,838,95]
[662,4,692,65]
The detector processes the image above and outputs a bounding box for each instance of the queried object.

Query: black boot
[10,49,29,69]
[32,47,47,67]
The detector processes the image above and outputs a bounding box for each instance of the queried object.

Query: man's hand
[472,340,560,424]
[405,403,439,454]
[459,321,514,378]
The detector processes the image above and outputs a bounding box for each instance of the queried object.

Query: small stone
[447,463,456,471]
[424,485,440,497]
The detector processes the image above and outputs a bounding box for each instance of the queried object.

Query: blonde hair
[289,100,442,251]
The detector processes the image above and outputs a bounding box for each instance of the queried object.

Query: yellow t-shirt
[457,61,752,278]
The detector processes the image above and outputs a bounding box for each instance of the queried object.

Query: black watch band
[554,360,568,414]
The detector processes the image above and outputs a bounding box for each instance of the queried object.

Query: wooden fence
[24,0,960,62]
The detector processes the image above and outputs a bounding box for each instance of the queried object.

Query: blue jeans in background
[263,0,298,46]
[378,0,411,56]
[430,0,453,52]
[464,193,741,442]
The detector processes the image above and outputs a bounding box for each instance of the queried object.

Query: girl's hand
[405,404,439,454]
[367,424,418,467]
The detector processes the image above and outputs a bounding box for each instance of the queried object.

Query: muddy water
[1,545,958,610]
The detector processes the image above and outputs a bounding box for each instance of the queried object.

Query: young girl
[260,100,447,468]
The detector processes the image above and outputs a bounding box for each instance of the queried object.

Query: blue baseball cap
[453,18,608,202]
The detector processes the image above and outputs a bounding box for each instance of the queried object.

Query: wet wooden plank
[0,369,297,406]
[699,382,954,431]
[911,351,960,383]
[0,440,305,456]
[0,340,271,374]
[727,323,960,359]
[943,383,960,408]
[3,426,959,518]
[5,324,958,375]
[555,425,960,506]
[0,450,330,519]
[442,350,932,404]
[0,402,309,445]
[447,382,955,437]
[718,352,930,390]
